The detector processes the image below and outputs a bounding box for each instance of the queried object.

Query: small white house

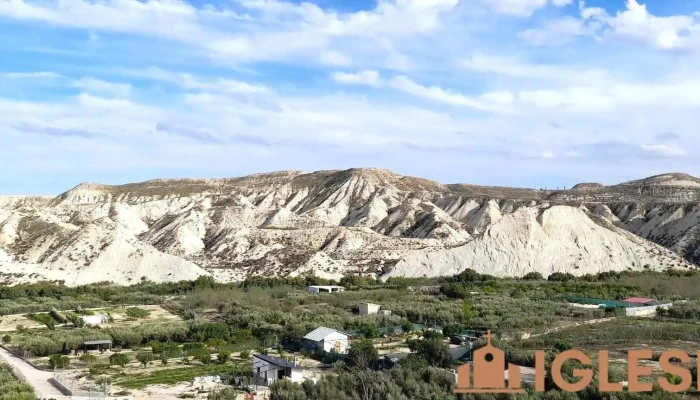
[359,303,381,316]
[304,327,349,354]
[252,354,303,385]
[307,285,345,294]
[80,314,108,325]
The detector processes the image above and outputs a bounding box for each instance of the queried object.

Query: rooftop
[254,354,302,369]
[304,327,348,341]
[83,339,112,345]
[622,297,655,304]
[308,285,344,289]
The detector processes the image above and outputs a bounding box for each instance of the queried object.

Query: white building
[304,327,349,354]
[359,303,381,315]
[80,314,108,325]
[252,354,303,385]
[307,285,345,294]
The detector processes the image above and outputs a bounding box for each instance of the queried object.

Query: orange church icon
[455,330,525,393]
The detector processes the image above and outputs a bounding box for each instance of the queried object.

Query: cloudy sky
[2,0,700,194]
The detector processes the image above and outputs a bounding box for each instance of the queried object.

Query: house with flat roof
[252,354,303,385]
[304,327,349,354]
[80,314,108,325]
[359,303,381,315]
[308,285,345,294]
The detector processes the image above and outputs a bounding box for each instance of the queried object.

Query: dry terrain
[1,169,699,285]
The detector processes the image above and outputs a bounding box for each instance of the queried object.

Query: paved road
[0,345,71,399]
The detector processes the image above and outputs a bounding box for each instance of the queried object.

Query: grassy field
[115,363,248,389]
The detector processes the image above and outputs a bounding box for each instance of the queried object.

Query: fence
[53,366,109,398]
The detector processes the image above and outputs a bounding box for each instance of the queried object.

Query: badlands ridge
[1,169,699,286]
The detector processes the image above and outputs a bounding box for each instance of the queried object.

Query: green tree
[136,352,155,367]
[198,350,212,365]
[440,283,470,299]
[522,272,544,280]
[270,379,307,400]
[1,334,10,344]
[409,335,451,368]
[361,323,379,339]
[217,351,231,364]
[346,338,378,369]
[49,354,71,369]
[125,307,150,319]
[79,354,98,365]
[462,298,475,321]
[109,353,129,368]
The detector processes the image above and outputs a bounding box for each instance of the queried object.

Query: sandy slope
[0,169,698,286]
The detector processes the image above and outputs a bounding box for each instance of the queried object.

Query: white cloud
[640,144,686,157]
[0,71,61,79]
[524,0,700,50]
[114,67,268,94]
[331,70,381,86]
[330,70,511,112]
[518,16,592,45]
[388,76,509,113]
[460,54,609,84]
[72,77,132,98]
[478,0,571,17]
[606,0,700,50]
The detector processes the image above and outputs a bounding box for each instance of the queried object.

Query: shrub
[190,322,230,341]
[49,354,71,369]
[239,350,250,359]
[522,272,544,281]
[49,308,67,324]
[1,334,10,344]
[89,363,110,376]
[109,353,130,368]
[346,338,378,369]
[440,283,471,299]
[136,352,155,367]
[79,354,98,365]
[125,307,150,319]
[217,351,231,364]
[198,350,212,365]
[206,338,227,350]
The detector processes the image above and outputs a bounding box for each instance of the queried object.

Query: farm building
[252,354,303,385]
[359,303,381,315]
[568,296,672,316]
[80,314,109,325]
[304,327,350,354]
[308,285,345,294]
[382,353,410,369]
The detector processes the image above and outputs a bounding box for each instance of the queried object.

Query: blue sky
[2,0,700,194]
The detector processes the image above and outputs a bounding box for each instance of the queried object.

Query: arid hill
[1,168,697,285]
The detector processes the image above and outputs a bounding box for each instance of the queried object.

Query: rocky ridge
[0,169,698,285]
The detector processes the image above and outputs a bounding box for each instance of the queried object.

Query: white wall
[81,315,106,325]
[290,368,303,383]
[321,332,349,354]
[625,304,671,317]
[359,304,380,315]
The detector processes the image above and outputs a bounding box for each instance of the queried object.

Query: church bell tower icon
[455,330,524,393]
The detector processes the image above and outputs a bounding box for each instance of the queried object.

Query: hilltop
[1,169,698,286]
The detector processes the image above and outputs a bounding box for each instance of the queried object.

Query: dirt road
[0,345,70,399]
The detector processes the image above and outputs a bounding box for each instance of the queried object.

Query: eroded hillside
[0,169,697,286]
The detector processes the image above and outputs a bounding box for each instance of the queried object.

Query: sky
[2,0,700,194]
